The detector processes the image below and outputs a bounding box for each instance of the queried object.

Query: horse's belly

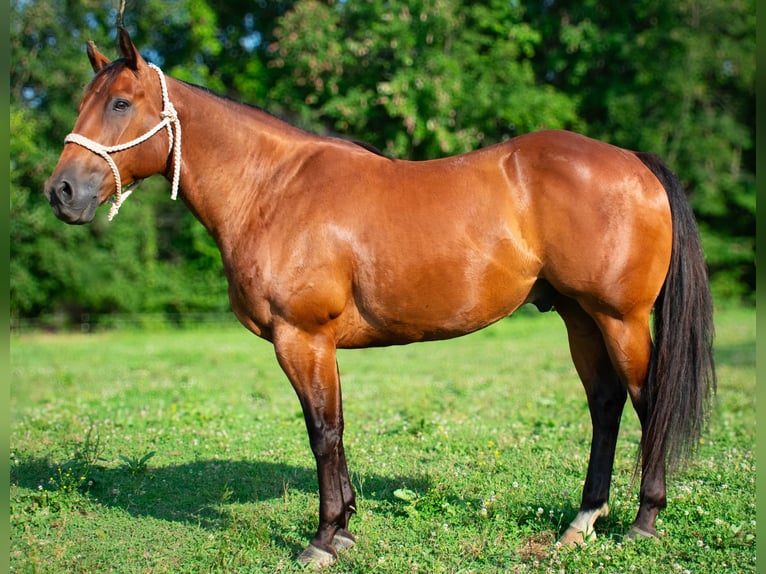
[336,245,539,347]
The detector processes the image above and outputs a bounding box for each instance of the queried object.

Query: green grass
[10,306,755,573]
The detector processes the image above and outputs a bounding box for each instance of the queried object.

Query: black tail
[636,152,717,476]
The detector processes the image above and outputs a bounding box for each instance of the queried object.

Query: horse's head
[45,27,178,223]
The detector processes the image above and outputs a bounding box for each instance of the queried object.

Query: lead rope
[64,62,182,220]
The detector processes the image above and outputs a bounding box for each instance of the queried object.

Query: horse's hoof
[556,503,608,547]
[297,544,337,569]
[332,530,356,552]
[624,524,658,541]
[557,525,597,547]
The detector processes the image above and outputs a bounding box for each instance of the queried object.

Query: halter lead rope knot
[64,62,182,220]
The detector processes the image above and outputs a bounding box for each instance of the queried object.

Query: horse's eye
[112,99,131,112]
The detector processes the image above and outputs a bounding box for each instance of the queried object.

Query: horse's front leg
[273,323,357,568]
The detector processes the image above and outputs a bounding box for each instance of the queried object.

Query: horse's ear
[117,25,145,70]
[86,40,111,73]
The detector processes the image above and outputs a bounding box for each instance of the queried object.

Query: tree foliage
[267,0,581,159]
[10,0,755,325]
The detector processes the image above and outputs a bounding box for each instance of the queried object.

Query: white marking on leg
[557,502,609,546]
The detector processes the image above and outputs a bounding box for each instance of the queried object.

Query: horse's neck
[168,79,312,247]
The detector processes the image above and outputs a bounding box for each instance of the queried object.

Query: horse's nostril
[59,180,73,200]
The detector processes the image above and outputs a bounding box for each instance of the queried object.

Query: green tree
[10,0,233,324]
[10,0,754,325]
[267,0,580,159]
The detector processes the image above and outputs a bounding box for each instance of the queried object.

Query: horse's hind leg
[555,296,627,545]
[586,305,666,541]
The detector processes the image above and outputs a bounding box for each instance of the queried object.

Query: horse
[44,27,715,568]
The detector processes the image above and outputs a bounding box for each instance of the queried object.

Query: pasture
[10,306,754,573]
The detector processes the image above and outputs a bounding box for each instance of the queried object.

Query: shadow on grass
[12,457,647,557]
[12,456,431,531]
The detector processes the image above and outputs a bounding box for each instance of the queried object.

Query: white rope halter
[64,63,182,220]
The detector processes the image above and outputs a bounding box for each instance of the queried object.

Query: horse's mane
[347,139,388,157]
[179,77,390,158]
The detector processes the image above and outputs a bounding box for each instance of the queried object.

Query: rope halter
[64,62,182,220]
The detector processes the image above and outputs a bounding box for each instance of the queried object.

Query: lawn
[10,306,755,573]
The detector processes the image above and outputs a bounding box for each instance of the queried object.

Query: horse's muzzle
[44,174,99,224]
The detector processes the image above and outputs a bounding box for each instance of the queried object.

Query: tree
[10,0,755,325]
[10,0,234,324]
[267,0,581,159]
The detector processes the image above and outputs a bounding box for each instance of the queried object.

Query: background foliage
[10,0,755,326]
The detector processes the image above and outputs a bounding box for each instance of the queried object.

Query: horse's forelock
[85,59,140,94]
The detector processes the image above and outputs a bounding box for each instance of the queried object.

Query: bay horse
[45,28,715,568]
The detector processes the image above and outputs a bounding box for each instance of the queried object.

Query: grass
[10,306,755,573]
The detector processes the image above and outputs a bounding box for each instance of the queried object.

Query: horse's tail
[635,151,717,475]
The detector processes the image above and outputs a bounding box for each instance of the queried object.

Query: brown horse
[45,28,715,567]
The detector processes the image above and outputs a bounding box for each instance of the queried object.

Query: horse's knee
[307,424,343,458]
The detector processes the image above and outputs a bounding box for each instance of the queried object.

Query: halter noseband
[64,63,182,220]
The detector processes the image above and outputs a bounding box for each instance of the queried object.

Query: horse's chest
[222,256,275,340]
